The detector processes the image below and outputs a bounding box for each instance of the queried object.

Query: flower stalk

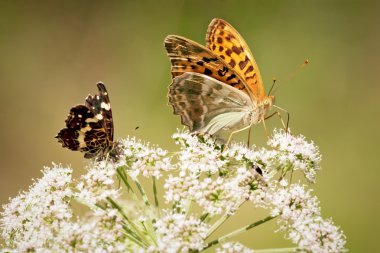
[106,197,150,247]
[203,215,277,251]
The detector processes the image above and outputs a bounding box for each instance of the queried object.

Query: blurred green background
[0,0,379,251]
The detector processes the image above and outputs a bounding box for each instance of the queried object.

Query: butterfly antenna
[271,59,310,95]
[267,78,277,96]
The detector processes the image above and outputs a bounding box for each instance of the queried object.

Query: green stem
[132,178,160,245]
[106,197,150,247]
[206,213,232,238]
[200,213,209,222]
[206,201,245,238]
[133,177,151,207]
[116,166,133,192]
[116,167,140,203]
[152,176,159,208]
[122,225,146,248]
[252,247,298,253]
[116,167,158,245]
[202,215,277,251]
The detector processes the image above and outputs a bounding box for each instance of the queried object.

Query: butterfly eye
[263,97,274,106]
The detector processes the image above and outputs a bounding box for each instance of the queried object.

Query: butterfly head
[262,96,275,109]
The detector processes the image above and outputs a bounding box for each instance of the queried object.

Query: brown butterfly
[55,83,114,159]
[165,18,278,144]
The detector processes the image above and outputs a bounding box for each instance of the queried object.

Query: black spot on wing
[204,68,212,75]
[55,129,80,151]
[226,73,237,81]
[64,105,93,129]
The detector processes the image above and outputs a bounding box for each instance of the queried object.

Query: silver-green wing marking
[168,72,255,135]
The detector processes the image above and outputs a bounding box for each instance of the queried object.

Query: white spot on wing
[78,132,86,148]
[101,102,111,110]
[96,114,103,120]
[85,117,98,123]
[80,125,92,132]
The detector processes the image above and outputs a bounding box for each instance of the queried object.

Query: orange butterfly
[166,18,282,145]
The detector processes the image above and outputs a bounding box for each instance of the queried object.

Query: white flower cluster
[1,130,346,253]
[253,181,346,253]
[172,131,225,175]
[215,242,253,253]
[76,161,120,207]
[153,210,209,252]
[1,165,138,252]
[166,132,264,215]
[267,129,322,182]
[119,137,172,179]
[1,165,73,252]
[64,208,134,253]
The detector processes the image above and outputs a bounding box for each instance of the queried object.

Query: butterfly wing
[168,72,254,135]
[206,18,265,99]
[165,35,250,94]
[85,82,114,142]
[56,82,113,159]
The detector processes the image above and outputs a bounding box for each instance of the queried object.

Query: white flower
[154,210,209,252]
[164,174,198,203]
[173,131,225,175]
[0,165,145,252]
[252,182,346,253]
[267,129,322,183]
[1,130,345,253]
[1,164,73,252]
[222,142,277,182]
[292,217,347,253]
[234,165,267,202]
[75,161,120,207]
[65,208,134,252]
[119,136,171,179]
[216,242,253,253]
[165,174,244,216]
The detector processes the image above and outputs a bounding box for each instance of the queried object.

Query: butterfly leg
[264,109,290,137]
[225,125,253,148]
[264,111,285,130]
[262,107,289,138]
[261,117,270,139]
[247,127,252,147]
[272,105,290,133]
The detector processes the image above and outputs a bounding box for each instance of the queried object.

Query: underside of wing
[57,128,108,159]
[165,35,250,94]
[206,18,265,99]
[56,105,109,158]
[85,82,114,142]
[56,83,113,159]
[168,72,253,135]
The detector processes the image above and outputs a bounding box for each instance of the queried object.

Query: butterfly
[165,18,276,144]
[55,82,114,159]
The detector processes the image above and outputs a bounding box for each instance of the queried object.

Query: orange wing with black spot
[165,35,249,94]
[206,18,265,99]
